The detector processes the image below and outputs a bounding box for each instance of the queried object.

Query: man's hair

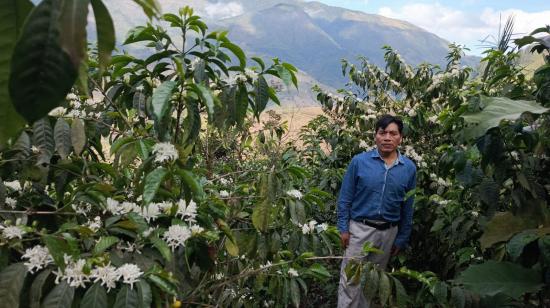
[375,115,403,134]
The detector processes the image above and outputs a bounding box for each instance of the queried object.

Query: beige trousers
[337,220,398,308]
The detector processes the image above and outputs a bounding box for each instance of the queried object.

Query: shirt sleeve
[394,165,417,249]
[337,157,357,233]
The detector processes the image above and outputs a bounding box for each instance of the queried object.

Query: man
[337,115,417,308]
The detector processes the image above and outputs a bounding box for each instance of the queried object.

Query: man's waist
[352,217,399,230]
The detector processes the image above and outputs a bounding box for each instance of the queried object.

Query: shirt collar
[369,148,404,165]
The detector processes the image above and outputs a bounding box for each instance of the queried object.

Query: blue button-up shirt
[337,149,417,249]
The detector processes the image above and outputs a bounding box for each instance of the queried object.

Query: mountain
[101,0,480,106]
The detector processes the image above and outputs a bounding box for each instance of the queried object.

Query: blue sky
[312,0,550,55]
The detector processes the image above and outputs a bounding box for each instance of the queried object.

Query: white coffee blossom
[120,201,140,215]
[163,225,192,251]
[301,220,317,235]
[286,189,303,200]
[215,273,224,280]
[48,107,67,117]
[407,108,417,117]
[141,203,161,222]
[260,260,273,270]
[176,199,197,223]
[471,211,479,218]
[316,223,328,232]
[159,201,174,213]
[22,245,53,273]
[190,225,204,235]
[1,225,25,239]
[359,140,369,149]
[54,257,89,288]
[219,177,231,186]
[72,202,92,216]
[66,93,78,101]
[287,268,299,277]
[4,180,22,191]
[219,190,230,198]
[85,216,102,232]
[117,263,143,289]
[142,227,156,238]
[428,115,438,123]
[105,198,121,215]
[90,264,119,292]
[245,68,258,79]
[5,197,17,209]
[152,142,179,163]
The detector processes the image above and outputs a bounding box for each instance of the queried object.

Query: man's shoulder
[400,155,417,171]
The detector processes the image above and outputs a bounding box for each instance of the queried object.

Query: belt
[355,218,398,230]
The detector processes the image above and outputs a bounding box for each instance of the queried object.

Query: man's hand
[390,245,400,256]
[340,232,350,249]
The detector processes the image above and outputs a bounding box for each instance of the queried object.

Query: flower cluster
[163,224,192,251]
[0,225,25,240]
[22,245,53,273]
[52,255,143,290]
[286,189,303,200]
[152,142,179,163]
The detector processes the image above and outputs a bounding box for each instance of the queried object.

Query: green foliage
[457,260,544,299]
[461,96,548,140]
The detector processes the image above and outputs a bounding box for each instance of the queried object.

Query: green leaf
[113,285,138,308]
[136,280,152,308]
[54,118,71,159]
[506,231,539,261]
[392,277,408,308]
[378,272,391,306]
[450,286,466,308]
[176,169,204,199]
[181,99,201,145]
[275,65,292,88]
[253,75,269,118]
[307,264,331,280]
[59,0,89,68]
[42,234,71,269]
[252,173,274,232]
[225,238,239,256]
[220,41,246,69]
[461,96,549,140]
[151,236,172,262]
[40,281,74,308]
[92,236,119,256]
[152,81,176,121]
[90,0,115,73]
[290,279,300,307]
[0,263,28,308]
[132,0,161,19]
[479,211,533,250]
[364,267,379,299]
[29,269,52,308]
[0,0,32,147]
[456,260,544,299]
[362,241,384,255]
[235,85,248,127]
[33,117,54,164]
[189,83,216,119]
[71,118,86,155]
[80,283,107,308]
[147,275,178,296]
[143,167,167,205]
[9,0,78,123]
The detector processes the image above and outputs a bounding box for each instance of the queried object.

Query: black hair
[375,114,403,134]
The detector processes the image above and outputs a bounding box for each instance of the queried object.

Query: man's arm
[393,167,417,250]
[337,157,357,247]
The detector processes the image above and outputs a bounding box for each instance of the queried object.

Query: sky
[312,0,550,55]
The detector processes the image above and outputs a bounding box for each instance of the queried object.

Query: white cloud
[378,3,550,54]
[204,2,244,20]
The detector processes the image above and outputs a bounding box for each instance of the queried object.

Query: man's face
[375,123,402,155]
